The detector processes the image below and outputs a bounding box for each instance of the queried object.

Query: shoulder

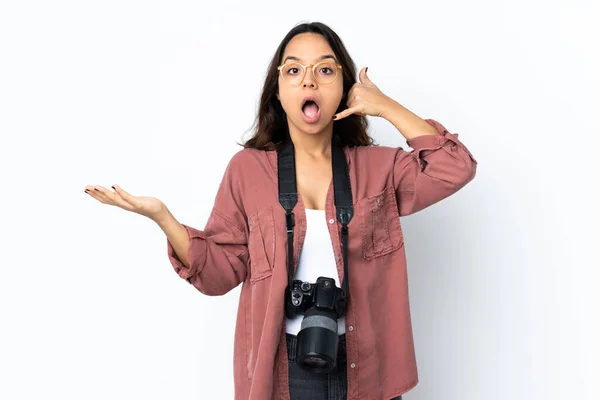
[225,147,270,171]
[350,144,404,165]
[220,147,275,188]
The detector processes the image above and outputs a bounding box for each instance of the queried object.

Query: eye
[320,67,333,75]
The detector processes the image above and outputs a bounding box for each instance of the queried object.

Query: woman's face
[277,33,344,136]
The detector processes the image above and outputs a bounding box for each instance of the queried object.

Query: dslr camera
[285,276,347,373]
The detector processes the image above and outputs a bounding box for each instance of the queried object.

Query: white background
[1,1,598,399]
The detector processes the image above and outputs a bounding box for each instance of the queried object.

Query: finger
[346,92,358,108]
[91,185,112,201]
[333,106,362,121]
[91,186,123,207]
[90,185,135,210]
[85,188,111,205]
[112,184,136,204]
[346,85,357,101]
[111,184,138,209]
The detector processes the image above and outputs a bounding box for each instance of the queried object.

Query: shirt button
[350,362,356,368]
[348,325,354,331]
[329,219,335,224]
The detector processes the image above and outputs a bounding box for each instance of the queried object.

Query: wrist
[152,204,172,227]
[380,97,402,120]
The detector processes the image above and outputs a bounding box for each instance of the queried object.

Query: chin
[286,111,332,136]
[302,121,331,135]
[302,115,332,130]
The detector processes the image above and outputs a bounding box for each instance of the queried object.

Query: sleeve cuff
[406,119,449,149]
[167,224,207,280]
[406,119,477,164]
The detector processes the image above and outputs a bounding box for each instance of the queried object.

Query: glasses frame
[277,61,343,86]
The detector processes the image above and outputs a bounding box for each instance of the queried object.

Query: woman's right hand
[84,184,167,222]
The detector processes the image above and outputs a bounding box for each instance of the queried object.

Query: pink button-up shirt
[167,119,477,399]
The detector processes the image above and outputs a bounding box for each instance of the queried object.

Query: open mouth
[301,99,321,123]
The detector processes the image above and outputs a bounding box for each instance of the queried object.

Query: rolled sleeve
[166,152,250,296]
[393,119,477,216]
[167,224,207,281]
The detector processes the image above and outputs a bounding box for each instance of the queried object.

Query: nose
[302,65,317,88]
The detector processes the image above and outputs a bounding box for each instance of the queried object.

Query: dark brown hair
[239,22,376,151]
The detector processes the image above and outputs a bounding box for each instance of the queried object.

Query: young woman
[85,21,477,400]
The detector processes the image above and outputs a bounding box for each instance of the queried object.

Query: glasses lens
[280,62,339,85]
[281,62,304,85]
[314,61,338,84]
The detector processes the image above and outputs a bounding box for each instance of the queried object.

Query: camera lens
[302,356,329,369]
[296,307,339,373]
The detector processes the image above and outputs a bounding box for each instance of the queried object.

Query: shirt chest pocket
[357,186,404,260]
[247,205,276,283]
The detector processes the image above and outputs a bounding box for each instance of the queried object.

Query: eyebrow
[282,54,338,64]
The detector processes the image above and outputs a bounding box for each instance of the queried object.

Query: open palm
[84,184,166,221]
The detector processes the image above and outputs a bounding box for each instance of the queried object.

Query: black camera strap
[277,137,354,301]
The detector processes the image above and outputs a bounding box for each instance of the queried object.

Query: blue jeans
[286,333,402,400]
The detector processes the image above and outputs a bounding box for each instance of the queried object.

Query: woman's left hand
[333,67,395,120]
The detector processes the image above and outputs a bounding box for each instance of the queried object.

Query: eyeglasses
[277,61,342,86]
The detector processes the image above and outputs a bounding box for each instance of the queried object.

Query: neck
[288,122,334,159]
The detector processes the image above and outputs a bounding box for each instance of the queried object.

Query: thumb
[359,67,372,84]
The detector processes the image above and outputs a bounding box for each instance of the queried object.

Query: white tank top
[285,208,346,335]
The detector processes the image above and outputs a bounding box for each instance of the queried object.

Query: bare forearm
[154,208,190,267]
[381,98,440,141]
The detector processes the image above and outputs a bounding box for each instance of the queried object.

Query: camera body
[285,276,347,374]
[285,276,346,319]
